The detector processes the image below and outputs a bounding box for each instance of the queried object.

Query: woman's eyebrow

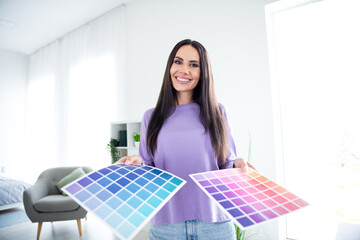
[189,60,200,63]
[175,56,199,63]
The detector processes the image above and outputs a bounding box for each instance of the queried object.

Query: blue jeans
[149,220,236,240]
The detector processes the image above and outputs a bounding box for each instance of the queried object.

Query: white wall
[124,0,276,176]
[0,49,28,178]
[123,0,278,238]
[0,0,279,237]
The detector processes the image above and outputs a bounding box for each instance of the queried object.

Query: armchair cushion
[34,195,80,212]
[56,167,86,195]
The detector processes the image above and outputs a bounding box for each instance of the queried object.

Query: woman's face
[170,45,201,97]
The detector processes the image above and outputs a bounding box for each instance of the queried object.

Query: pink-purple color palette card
[190,168,309,229]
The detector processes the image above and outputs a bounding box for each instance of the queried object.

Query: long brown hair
[146,39,228,166]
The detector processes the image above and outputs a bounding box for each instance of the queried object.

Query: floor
[0,212,150,240]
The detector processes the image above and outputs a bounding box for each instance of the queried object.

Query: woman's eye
[174,60,181,64]
[190,63,199,68]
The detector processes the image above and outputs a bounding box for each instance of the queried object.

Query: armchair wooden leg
[76,219,82,236]
[37,222,43,240]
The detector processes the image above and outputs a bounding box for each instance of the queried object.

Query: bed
[0,175,31,211]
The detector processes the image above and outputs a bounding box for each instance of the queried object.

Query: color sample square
[62,164,186,240]
[95,204,112,218]
[117,189,132,201]
[107,196,123,210]
[107,183,122,194]
[138,203,154,217]
[163,183,177,192]
[190,168,309,230]
[78,177,93,187]
[85,197,102,210]
[87,183,102,194]
[137,189,151,200]
[144,182,158,193]
[213,193,226,201]
[106,213,124,229]
[98,177,111,187]
[143,172,156,180]
[88,172,102,181]
[65,183,81,194]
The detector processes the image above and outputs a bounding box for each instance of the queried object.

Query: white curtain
[24,5,126,182]
[266,0,360,239]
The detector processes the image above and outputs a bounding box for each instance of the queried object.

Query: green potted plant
[106,138,122,164]
[133,133,140,148]
[236,226,246,240]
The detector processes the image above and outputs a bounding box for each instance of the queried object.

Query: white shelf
[110,121,141,163]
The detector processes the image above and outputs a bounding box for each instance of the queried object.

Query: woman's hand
[233,158,256,172]
[115,155,143,165]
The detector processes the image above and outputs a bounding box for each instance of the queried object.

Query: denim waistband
[149,219,235,240]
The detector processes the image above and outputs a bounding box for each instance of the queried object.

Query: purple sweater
[139,103,237,225]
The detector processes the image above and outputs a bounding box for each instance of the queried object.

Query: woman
[117,39,254,239]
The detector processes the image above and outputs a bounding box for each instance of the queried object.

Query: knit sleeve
[139,108,155,166]
[219,104,237,169]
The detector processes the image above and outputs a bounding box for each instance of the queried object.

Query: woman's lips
[175,76,191,84]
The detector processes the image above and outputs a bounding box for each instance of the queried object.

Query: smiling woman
[116,39,254,240]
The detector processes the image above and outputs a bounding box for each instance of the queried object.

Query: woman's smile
[175,76,192,84]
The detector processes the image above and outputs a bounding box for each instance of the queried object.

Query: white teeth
[176,77,190,82]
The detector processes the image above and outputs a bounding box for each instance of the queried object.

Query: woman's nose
[179,65,190,74]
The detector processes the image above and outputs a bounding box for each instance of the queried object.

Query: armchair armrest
[23,179,51,222]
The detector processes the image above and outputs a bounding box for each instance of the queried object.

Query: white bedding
[0,175,31,209]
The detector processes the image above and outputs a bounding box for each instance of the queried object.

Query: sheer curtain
[266,0,360,239]
[24,5,126,182]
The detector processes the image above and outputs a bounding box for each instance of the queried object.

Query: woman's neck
[176,92,194,105]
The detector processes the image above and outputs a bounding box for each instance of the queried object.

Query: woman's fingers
[234,158,247,171]
[125,155,136,165]
[115,156,127,164]
[127,155,143,165]
[234,158,256,172]
[115,155,143,165]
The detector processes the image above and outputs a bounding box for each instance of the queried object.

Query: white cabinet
[110,121,141,161]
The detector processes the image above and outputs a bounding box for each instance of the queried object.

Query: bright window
[68,54,117,170]
[266,0,360,239]
[24,74,56,182]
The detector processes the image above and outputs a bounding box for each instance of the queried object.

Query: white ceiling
[0,0,132,55]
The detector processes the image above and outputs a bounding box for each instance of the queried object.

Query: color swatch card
[190,168,309,229]
[62,164,186,240]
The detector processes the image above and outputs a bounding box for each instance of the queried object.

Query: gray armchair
[23,166,92,240]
